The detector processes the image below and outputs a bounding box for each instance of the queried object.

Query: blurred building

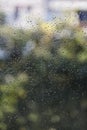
[0,0,45,28]
[0,0,87,28]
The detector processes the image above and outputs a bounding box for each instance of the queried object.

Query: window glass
[0,0,87,130]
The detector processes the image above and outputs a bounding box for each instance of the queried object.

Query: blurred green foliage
[0,23,87,130]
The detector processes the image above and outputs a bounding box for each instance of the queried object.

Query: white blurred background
[0,0,87,28]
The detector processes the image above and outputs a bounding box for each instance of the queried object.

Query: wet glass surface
[0,0,87,130]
